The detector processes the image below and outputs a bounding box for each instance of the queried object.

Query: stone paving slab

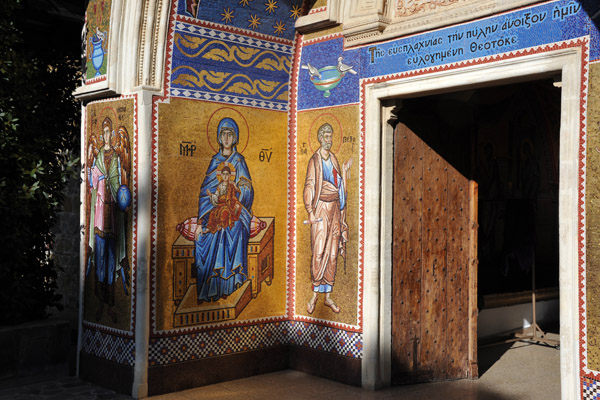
[0,377,132,400]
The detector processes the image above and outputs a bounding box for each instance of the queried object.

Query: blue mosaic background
[178,0,302,41]
[298,0,600,110]
[170,20,293,110]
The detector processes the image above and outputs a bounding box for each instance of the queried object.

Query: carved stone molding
[341,0,542,46]
[75,0,169,101]
[137,0,170,91]
[295,0,343,33]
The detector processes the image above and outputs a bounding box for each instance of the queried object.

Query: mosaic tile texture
[178,0,302,41]
[298,0,600,110]
[149,321,362,365]
[81,327,135,366]
[170,20,293,110]
[584,377,600,400]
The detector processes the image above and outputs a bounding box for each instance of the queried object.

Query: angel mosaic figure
[194,118,254,302]
[86,116,131,322]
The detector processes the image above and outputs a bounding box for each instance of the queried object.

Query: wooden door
[391,122,478,384]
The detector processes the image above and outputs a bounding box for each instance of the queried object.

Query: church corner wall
[295,0,600,396]
[74,0,600,397]
[146,0,296,394]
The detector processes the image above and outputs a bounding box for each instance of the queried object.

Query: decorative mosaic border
[584,376,600,400]
[84,75,108,85]
[287,320,363,358]
[168,88,289,111]
[82,94,139,337]
[168,7,292,110]
[148,321,362,366]
[174,19,294,54]
[286,33,301,320]
[81,327,135,366]
[308,6,327,15]
[176,13,294,46]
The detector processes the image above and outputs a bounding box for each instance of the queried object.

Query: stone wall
[52,176,81,326]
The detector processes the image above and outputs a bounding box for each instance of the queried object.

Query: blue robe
[195,150,254,301]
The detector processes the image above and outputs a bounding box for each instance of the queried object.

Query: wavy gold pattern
[174,33,291,72]
[172,66,288,100]
[176,35,207,51]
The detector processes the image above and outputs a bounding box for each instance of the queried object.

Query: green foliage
[0,0,81,324]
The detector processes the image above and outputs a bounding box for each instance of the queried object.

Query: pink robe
[303,151,348,288]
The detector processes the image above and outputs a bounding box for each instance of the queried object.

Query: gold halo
[307,113,343,154]
[206,107,249,154]
[216,162,236,182]
[91,106,118,146]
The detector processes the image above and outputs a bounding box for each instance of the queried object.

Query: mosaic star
[273,20,286,36]
[265,0,278,14]
[221,7,234,23]
[248,14,261,30]
[290,4,302,19]
[239,0,253,6]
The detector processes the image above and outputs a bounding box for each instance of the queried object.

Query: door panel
[392,123,478,384]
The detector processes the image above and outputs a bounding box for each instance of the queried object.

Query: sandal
[324,298,340,313]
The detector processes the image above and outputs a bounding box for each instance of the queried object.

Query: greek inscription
[407,47,464,67]
[469,36,518,53]
[179,141,196,157]
[402,37,443,55]
[343,135,356,152]
[259,148,273,162]
[466,24,499,40]
[368,46,385,64]
[501,11,547,30]
[364,6,552,67]
[552,1,581,21]
[447,32,464,44]
[300,142,308,155]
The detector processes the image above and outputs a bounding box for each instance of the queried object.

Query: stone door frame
[361,46,583,399]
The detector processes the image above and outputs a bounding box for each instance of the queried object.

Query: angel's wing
[113,125,131,187]
[87,130,101,170]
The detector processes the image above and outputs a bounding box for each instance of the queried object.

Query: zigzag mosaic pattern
[149,321,363,366]
[81,327,135,366]
[170,20,292,111]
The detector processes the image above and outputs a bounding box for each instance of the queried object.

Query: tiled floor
[0,335,560,400]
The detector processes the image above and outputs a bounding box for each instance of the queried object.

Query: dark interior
[393,78,561,300]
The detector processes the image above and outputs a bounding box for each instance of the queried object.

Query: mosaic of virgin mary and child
[193,118,254,302]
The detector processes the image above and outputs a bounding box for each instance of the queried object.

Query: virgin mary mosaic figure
[194,118,254,302]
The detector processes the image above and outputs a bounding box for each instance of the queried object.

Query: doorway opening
[389,77,561,384]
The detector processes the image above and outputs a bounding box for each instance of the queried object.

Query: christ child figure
[204,166,243,234]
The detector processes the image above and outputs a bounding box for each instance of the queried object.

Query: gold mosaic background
[154,98,288,331]
[295,105,360,326]
[587,63,600,369]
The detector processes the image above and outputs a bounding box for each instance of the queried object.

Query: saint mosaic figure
[86,116,131,322]
[194,118,254,302]
[304,122,352,314]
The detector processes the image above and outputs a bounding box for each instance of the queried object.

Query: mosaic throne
[171,217,274,327]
